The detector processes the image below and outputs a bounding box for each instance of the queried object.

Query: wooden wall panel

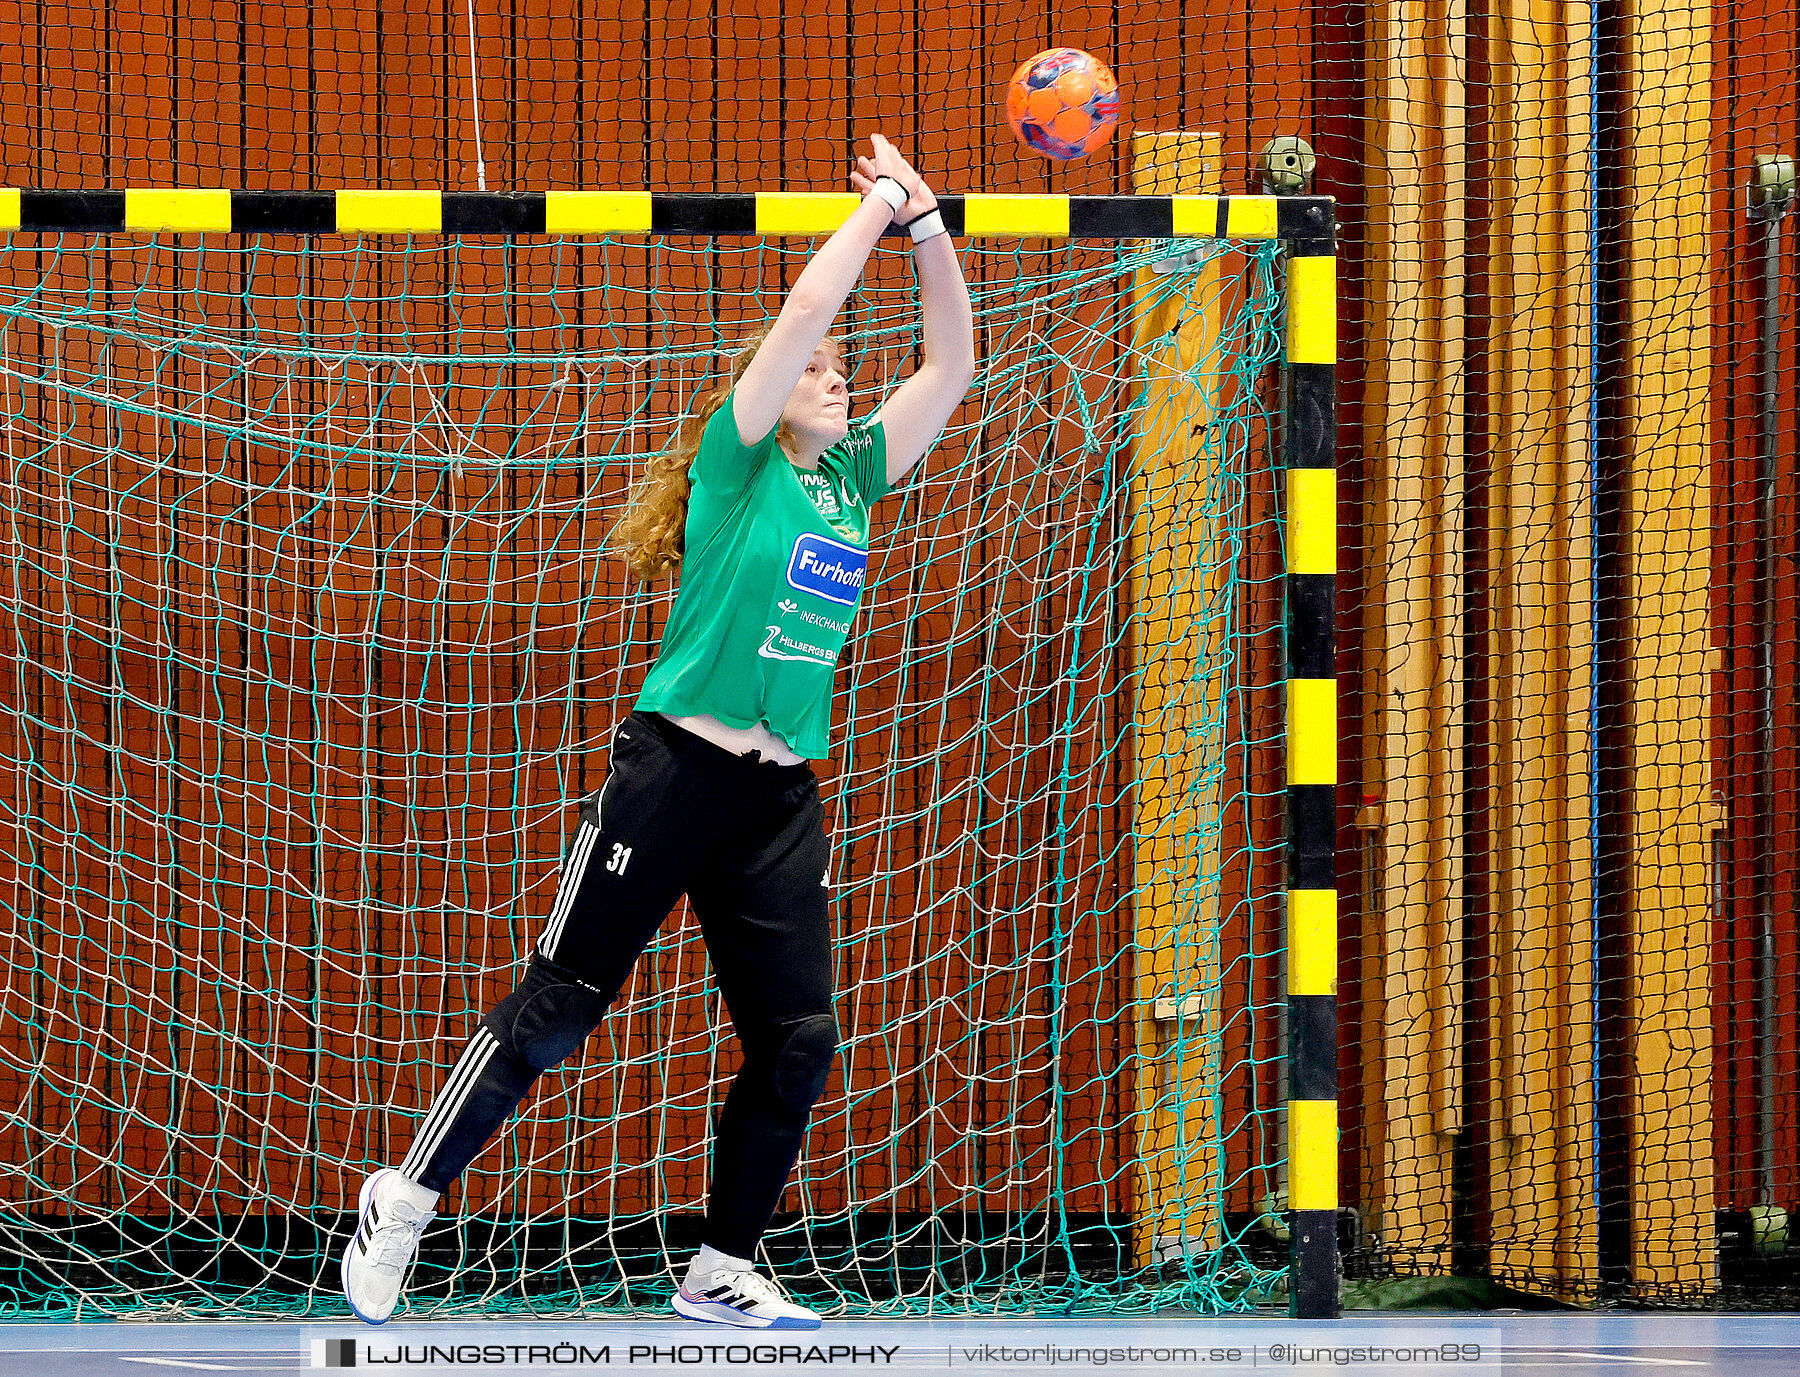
[1360,0,1467,1277]
[52,0,112,178]
[243,0,314,186]
[563,0,638,191]
[376,0,448,188]
[0,1,42,182]
[1710,0,1800,1223]
[0,271,41,1201]
[173,0,243,185]
[314,0,384,187]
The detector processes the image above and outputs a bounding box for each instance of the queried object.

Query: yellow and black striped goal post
[1279,205,1340,1320]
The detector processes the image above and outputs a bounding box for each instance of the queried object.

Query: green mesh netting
[0,232,1289,1317]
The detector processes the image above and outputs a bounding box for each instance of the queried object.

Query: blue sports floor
[2,1313,1799,1377]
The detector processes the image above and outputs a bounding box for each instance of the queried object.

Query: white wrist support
[905,208,947,244]
[868,177,907,212]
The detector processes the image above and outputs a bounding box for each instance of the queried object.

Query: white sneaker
[341,1168,439,1325]
[672,1255,821,1330]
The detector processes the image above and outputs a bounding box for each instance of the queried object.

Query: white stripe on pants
[398,1026,500,1182]
[537,780,610,961]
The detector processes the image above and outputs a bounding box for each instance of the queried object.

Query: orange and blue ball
[1005,48,1122,161]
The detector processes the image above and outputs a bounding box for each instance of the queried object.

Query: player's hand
[850,134,926,221]
[894,175,939,224]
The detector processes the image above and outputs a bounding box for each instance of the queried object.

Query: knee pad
[771,1011,839,1115]
[481,955,613,1072]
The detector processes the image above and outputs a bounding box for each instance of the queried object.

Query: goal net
[0,225,1294,1316]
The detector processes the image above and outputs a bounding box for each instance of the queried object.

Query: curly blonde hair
[609,324,848,581]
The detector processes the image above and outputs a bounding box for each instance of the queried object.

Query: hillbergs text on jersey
[635,392,890,760]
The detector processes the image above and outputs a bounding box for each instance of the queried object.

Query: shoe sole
[342,1168,397,1326]
[671,1290,819,1330]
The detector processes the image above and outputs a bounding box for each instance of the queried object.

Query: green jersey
[635,392,891,759]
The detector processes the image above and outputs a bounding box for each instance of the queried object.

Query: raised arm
[849,168,977,488]
[732,135,922,448]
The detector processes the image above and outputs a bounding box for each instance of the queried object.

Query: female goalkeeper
[341,134,975,1331]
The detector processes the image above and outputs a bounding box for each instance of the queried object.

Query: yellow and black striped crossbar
[0,188,1335,240]
[1282,207,1339,1320]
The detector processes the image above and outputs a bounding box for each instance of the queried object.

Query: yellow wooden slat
[755,192,862,235]
[335,190,442,234]
[124,188,233,232]
[1225,195,1280,238]
[1289,468,1337,575]
[1364,0,1469,1280]
[1289,890,1338,996]
[962,194,1069,237]
[1288,678,1338,786]
[0,189,18,230]
[1483,0,1599,1296]
[1127,129,1226,1272]
[543,191,652,234]
[1619,0,1715,1290]
[1289,257,1338,364]
[1288,1100,1339,1211]
[1170,194,1220,237]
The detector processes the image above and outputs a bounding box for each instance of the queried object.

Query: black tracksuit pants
[395,709,836,1260]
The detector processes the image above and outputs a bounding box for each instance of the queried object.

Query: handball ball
[1005,48,1122,161]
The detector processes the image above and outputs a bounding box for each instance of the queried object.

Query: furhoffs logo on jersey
[786,532,868,606]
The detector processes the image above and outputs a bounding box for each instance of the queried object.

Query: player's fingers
[884,145,924,190]
[870,134,903,177]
